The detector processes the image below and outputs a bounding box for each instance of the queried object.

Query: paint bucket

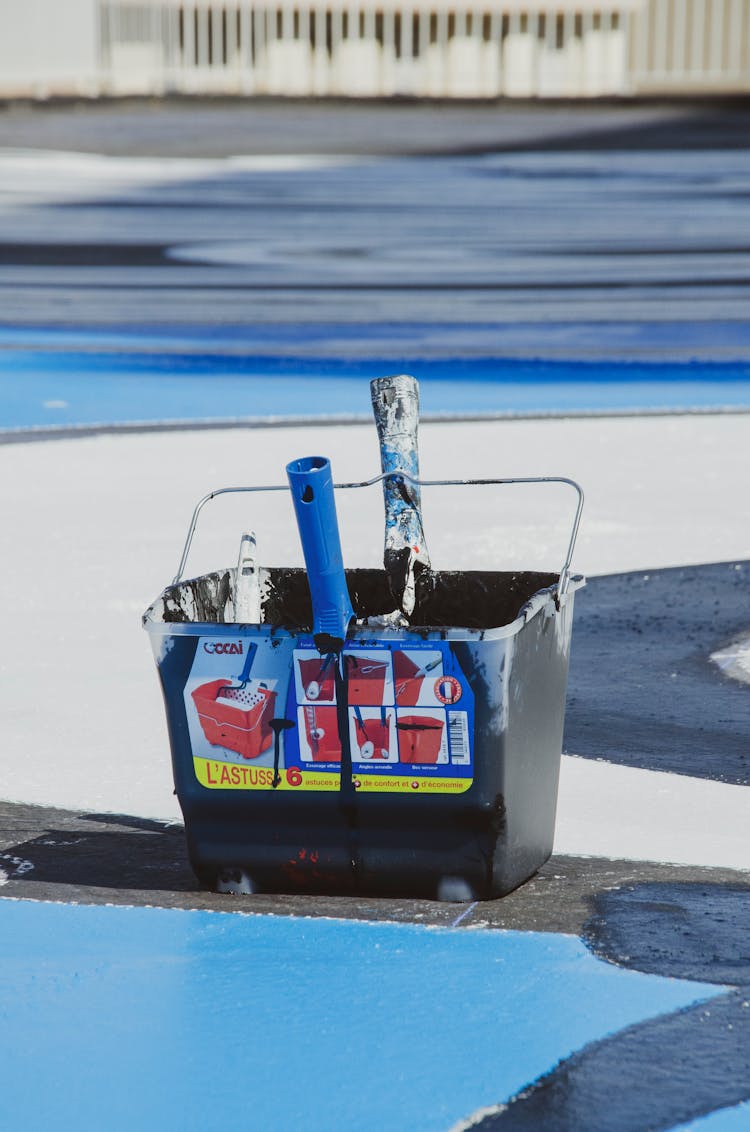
[191,680,276,760]
[397,716,444,764]
[144,470,584,900]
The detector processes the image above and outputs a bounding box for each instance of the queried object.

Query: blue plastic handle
[286,456,355,645]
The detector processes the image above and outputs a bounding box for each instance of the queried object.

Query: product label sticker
[185,636,474,793]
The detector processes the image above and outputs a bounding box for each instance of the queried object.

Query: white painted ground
[711,635,750,686]
[557,757,750,871]
[1,414,749,868]
[0,150,352,206]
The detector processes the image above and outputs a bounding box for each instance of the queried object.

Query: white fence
[631,0,750,91]
[0,0,749,98]
[97,0,634,97]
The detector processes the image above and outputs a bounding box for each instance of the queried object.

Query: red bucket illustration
[303,705,341,762]
[298,656,335,702]
[192,679,276,760]
[353,711,391,760]
[394,652,424,705]
[397,715,444,764]
[345,655,388,704]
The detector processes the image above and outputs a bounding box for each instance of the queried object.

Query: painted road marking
[4,319,750,359]
[0,900,717,1132]
[3,348,750,432]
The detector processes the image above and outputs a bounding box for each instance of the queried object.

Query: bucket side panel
[451,637,511,896]
[153,633,201,807]
[496,595,576,895]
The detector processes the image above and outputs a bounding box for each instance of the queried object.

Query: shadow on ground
[1,799,747,933]
[0,97,749,158]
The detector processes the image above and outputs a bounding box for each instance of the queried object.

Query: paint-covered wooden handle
[370,374,431,613]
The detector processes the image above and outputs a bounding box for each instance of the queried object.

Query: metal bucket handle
[173,471,584,604]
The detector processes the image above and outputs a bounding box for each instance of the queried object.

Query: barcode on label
[448,712,470,765]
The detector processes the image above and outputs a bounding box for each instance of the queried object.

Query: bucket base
[184,803,553,902]
[206,870,488,902]
[196,860,546,902]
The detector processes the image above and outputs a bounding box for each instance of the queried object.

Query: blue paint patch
[673,1104,750,1130]
[0,901,718,1132]
[3,347,750,431]
[3,320,750,358]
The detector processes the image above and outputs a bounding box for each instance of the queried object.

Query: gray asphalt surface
[1,96,749,157]
[0,797,745,933]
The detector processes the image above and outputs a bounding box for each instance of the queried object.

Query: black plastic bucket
[144,561,584,900]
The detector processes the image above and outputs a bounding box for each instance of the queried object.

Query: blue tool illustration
[286,455,355,648]
[218,641,258,695]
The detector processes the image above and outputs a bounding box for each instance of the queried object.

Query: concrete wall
[0,0,99,97]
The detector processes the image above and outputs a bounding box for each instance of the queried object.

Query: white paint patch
[449,1102,508,1131]
[0,150,361,208]
[710,634,750,686]
[556,756,750,871]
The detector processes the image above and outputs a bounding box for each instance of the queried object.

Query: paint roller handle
[370,375,430,568]
[371,374,431,614]
[286,456,355,647]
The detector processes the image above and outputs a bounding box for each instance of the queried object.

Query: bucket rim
[143,574,584,642]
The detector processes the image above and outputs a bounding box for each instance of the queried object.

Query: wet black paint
[585,881,750,985]
[565,561,750,784]
[159,566,558,632]
[468,989,750,1132]
[0,242,170,267]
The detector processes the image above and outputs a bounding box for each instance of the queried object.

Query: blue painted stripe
[3,349,750,430]
[3,320,750,356]
[0,901,717,1132]
[673,1104,750,1130]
